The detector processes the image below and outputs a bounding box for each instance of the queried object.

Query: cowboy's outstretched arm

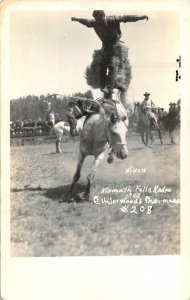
[111,15,149,22]
[71,17,94,27]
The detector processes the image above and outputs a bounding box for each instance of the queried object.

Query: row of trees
[10,90,94,122]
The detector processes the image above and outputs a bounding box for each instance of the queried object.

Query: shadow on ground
[11,183,88,203]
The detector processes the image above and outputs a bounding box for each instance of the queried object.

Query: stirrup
[101,86,110,94]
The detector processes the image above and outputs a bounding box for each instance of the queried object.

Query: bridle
[107,104,128,147]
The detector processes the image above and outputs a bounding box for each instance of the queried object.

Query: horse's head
[108,118,128,159]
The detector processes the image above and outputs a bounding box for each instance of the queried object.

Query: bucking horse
[60,97,128,202]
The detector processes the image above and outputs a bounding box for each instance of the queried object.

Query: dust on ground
[10,132,180,256]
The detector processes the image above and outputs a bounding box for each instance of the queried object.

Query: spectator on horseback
[173,103,177,112]
[169,103,173,113]
[157,107,162,118]
[141,92,159,129]
[71,10,148,98]
[169,102,178,114]
[157,107,166,129]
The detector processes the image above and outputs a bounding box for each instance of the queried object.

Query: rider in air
[71,10,148,98]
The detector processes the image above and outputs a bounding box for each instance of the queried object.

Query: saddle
[78,99,100,116]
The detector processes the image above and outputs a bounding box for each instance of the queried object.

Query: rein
[107,115,128,147]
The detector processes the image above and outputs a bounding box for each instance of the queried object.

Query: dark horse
[164,108,180,144]
[134,103,163,147]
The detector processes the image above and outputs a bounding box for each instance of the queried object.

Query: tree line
[10,90,94,122]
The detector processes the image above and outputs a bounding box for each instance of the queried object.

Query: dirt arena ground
[10,132,180,256]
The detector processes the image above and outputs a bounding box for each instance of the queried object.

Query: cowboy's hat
[143,92,150,96]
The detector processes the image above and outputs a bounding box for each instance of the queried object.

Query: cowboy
[169,103,173,113]
[66,101,83,136]
[71,10,148,96]
[76,99,99,120]
[157,107,165,129]
[169,103,178,115]
[141,92,159,129]
[157,107,162,117]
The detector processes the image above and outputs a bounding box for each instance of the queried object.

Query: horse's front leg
[170,130,176,144]
[157,128,163,146]
[107,148,115,164]
[84,151,105,199]
[145,131,149,146]
[56,138,62,153]
[141,132,147,147]
[60,152,85,202]
[148,131,154,147]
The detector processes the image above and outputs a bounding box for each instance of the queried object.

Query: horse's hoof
[107,158,114,164]
[78,191,89,201]
[107,156,114,164]
[56,150,62,154]
[59,192,71,203]
[58,197,64,203]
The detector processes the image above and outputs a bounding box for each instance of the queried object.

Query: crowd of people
[10,113,63,137]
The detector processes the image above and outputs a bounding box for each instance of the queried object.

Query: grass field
[10,132,180,256]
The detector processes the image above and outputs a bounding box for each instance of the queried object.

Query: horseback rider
[168,103,173,113]
[140,92,159,129]
[172,103,177,113]
[169,102,178,114]
[71,10,148,97]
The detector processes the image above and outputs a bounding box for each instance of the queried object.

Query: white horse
[61,97,128,202]
[51,117,86,153]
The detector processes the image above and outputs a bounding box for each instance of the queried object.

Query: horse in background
[128,102,140,132]
[61,97,128,202]
[134,102,163,147]
[164,108,180,144]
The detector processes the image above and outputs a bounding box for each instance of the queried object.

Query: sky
[10,10,181,108]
